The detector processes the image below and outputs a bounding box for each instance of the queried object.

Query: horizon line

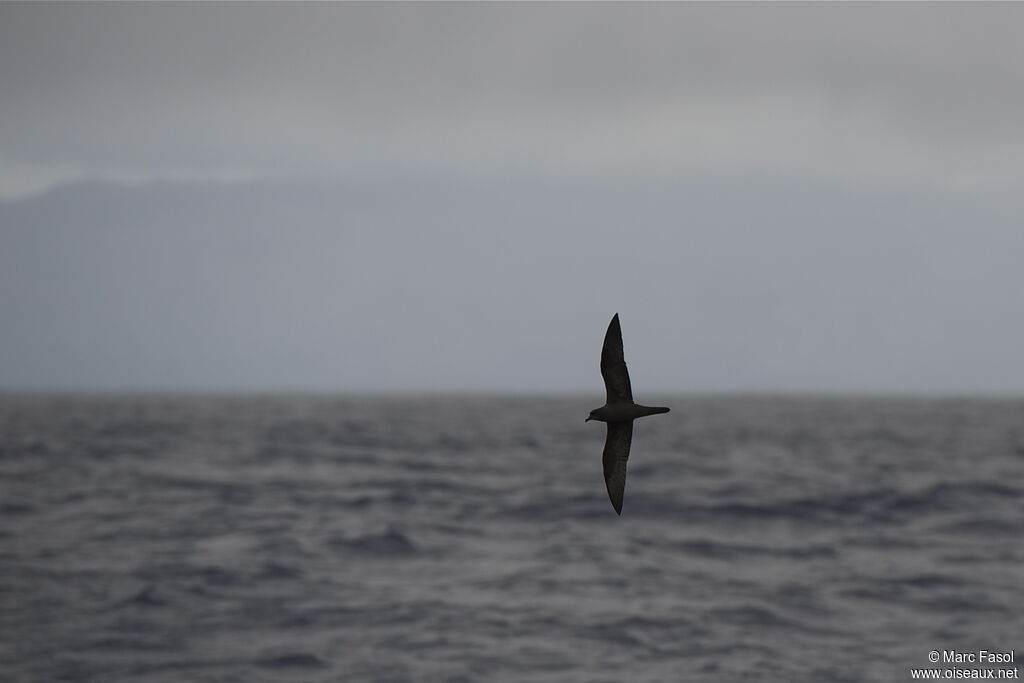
[2,387,1023,401]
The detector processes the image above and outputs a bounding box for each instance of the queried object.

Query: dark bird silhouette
[585,313,670,515]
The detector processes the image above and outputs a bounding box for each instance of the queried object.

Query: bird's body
[586,403,670,423]
[585,313,670,515]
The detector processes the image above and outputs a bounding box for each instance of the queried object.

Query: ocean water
[1,394,1021,682]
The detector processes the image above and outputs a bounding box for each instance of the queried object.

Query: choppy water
[1,395,1021,682]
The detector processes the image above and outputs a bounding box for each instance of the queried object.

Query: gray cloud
[3,3,1024,194]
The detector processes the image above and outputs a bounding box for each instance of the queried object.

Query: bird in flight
[586,313,670,515]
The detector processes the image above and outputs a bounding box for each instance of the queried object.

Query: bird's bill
[585,416,592,422]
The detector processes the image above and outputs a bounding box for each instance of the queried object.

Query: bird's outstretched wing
[602,421,633,515]
[600,313,633,404]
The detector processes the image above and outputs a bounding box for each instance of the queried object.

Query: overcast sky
[2,3,1023,393]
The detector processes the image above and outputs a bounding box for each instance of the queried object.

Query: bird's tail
[637,405,670,417]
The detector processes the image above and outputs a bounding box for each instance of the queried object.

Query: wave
[255,652,328,669]
[327,528,419,557]
[629,479,1022,524]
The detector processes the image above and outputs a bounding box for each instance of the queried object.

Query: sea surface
[1,395,1021,682]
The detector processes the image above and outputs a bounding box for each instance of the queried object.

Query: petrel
[586,314,670,515]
